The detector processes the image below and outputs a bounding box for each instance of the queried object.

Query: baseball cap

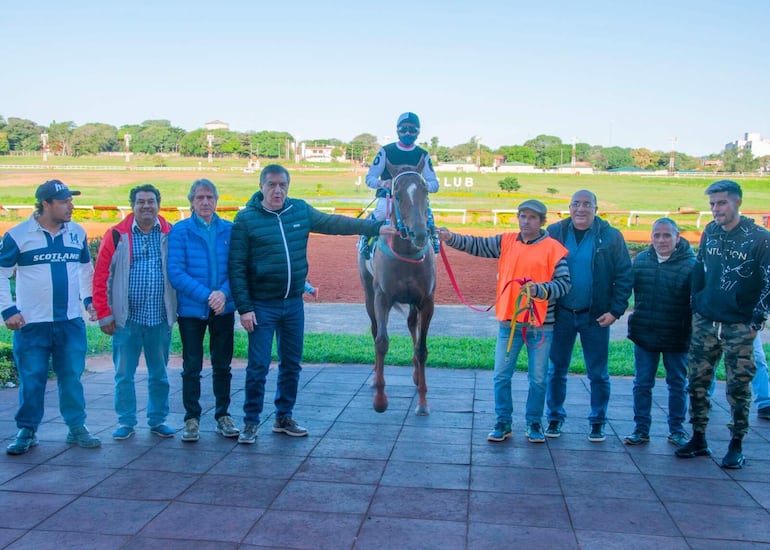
[35,179,81,202]
[518,199,547,218]
[397,112,420,128]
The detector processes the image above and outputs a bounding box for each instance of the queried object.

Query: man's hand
[380,178,392,190]
[379,224,398,237]
[436,227,452,242]
[208,290,226,315]
[100,320,116,335]
[4,312,25,331]
[240,312,257,333]
[596,312,617,327]
[86,304,97,322]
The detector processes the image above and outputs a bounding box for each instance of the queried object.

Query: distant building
[204,120,229,131]
[301,144,334,163]
[725,132,770,158]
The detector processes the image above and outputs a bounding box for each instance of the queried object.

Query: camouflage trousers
[688,312,756,438]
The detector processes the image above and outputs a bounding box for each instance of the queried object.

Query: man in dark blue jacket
[624,218,695,448]
[168,179,239,442]
[545,190,633,442]
[228,165,396,444]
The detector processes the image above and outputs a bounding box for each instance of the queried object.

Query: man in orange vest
[438,200,571,443]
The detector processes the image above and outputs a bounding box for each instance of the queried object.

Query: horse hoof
[373,395,388,413]
[415,405,430,416]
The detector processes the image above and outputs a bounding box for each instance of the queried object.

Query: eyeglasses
[397,126,419,135]
[569,201,595,209]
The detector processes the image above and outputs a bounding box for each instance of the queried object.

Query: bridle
[388,170,431,242]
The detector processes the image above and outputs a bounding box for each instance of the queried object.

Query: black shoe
[545,420,562,438]
[588,424,606,442]
[623,431,650,445]
[758,406,770,420]
[721,438,745,469]
[358,235,371,259]
[675,431,711,458]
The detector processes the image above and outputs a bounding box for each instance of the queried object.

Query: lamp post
[668,137,678,173]
[124,134,131,163]
[207,133,213,165]
[474,135,482,172]
[40,133,48,162]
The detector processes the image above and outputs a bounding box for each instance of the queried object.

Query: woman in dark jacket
[625,218,696,447]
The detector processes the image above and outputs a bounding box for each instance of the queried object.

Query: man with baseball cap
[359,111,440,258]
[1,179,101,454]
[438,199,571,443]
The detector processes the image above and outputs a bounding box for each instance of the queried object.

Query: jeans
[243,297,304,424]
[493,321,554,426]
[632,345,687,434]
[178,312,235,421]
[112,320,171,427]
[13,319,88,430]
[547,308,611,425]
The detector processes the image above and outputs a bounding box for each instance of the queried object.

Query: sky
[2,0,767,157]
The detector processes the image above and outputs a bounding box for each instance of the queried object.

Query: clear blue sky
[2,0,767,156]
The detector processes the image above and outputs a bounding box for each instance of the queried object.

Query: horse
[358,156,436,416]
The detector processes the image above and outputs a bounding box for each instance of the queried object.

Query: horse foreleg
[412,301,434,416]
[372,293,392,413]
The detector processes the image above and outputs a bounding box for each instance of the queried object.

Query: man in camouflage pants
[676,180,770,468]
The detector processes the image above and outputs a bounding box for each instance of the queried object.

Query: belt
[559,305,589,314]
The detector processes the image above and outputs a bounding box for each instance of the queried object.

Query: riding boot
[722,437,745,469]
[358,235,371,259]
[675,430,711,458]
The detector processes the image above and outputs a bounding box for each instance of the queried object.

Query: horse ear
[416,155,426,174]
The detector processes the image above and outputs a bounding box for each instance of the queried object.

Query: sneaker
[758,406,770,420]
[238,423,258,444]
[675,431,711,458]
[588,424,606,442]
[272,416,308,437]
[487,422,512,442]
[545,420,563,438]
[358,235,373,259]
[66,425,101,448]
[6,428,38,455]
[215,415,240,438]
[623,431,650,445]
[112,425,135,440]
[150,424,175,438]
[667,431,690,448]
[721,438,745,469]
[526,423,545,443]
[181,418,200,442]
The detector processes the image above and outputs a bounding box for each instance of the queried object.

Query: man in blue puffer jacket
[168,179,239,443]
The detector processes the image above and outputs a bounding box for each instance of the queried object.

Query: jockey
[359,112,440,258]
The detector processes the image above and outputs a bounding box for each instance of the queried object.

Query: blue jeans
[632,346,687,434]
[493,321,553,426]
[547,308,611,425]
[112,320,171,427]
[13,319,88,430]
[178,313,235,421]
[243,297,304,424]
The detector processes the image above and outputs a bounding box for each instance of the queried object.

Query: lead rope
[504,278,550,361]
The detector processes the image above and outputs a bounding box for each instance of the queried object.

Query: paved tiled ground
[2,356,770,549]
[2,304,770,548]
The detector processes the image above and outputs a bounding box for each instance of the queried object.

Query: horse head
[385,156,430,250]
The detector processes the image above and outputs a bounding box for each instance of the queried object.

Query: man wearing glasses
[545,189,633,442]
[359,112,439,258]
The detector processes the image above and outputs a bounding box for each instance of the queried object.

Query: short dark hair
[705,179,742,199]
[260,164,290,187]
[188,178,219,202]
[130,184,161,206]
[652,217,680,234]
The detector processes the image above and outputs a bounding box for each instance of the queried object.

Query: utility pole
[124,134,131,163]
[207,134,213,165]
[668,137,678,173]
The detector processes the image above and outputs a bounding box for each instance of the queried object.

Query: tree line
[0,115,764,173]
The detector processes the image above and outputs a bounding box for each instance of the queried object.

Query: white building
[301,144,334,163]
[204,120,229,131]
[725,132,770,158]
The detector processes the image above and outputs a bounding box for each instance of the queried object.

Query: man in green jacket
[228,164,395,444]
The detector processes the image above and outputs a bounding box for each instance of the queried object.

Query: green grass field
[1,156,769,226]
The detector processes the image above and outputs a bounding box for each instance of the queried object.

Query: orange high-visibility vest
[495,233,568,323]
